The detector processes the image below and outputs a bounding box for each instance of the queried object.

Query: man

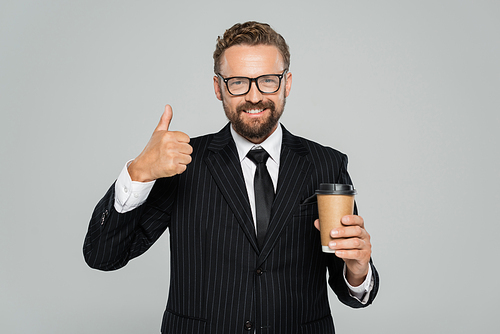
[84,21,379,333]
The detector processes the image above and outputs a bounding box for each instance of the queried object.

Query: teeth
[245,109,264,114]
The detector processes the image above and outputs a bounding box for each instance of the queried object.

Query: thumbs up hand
[128,105,193,182]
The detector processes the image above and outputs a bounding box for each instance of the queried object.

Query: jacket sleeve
[327,257,380,308]
[326,153,380,308]
[83,176,178,271]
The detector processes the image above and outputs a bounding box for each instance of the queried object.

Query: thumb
[314,219,320,231]
[154,104,173,132]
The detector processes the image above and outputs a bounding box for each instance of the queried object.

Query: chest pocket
[296,193,319,218]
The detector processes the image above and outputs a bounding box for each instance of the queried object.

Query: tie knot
[246,148,270,165]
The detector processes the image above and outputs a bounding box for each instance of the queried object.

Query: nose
[245,80,263,103]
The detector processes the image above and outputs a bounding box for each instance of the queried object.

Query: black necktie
[246,148,275,249]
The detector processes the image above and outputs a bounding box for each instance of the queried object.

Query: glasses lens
[257,75,280,93]
[224,74,282,95]
[227,78,250,95]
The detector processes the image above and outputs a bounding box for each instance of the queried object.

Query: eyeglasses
[217,70,287,96]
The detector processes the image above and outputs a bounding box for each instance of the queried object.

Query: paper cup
[316,184,356,253]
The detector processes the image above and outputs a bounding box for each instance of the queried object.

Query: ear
[284,71,292,97]
[213,76,223,101]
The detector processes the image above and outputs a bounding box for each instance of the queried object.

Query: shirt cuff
[114,160,156,213]
[343,263,374,304]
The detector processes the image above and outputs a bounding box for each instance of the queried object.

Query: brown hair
[213,21,290,74]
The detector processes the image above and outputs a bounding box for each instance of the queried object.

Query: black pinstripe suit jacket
[84,123,379,334]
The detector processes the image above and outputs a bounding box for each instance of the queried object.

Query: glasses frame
[217,70,287,96]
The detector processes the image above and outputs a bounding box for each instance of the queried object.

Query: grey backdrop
[1,0,499,333]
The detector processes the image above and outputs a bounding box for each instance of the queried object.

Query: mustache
[236,100,275,113]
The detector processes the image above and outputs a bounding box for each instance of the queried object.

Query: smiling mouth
[244,108,265,114]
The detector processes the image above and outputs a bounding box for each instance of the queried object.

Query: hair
[213,21,290,74]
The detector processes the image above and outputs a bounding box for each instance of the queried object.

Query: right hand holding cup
[128,105,193,182]
[313,184,371,286]
[314,214,371,286]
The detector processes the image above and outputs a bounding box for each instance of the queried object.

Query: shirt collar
[230,123,283,165]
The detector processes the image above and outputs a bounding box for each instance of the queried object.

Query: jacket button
[256,268,263,276]
[244,320,253,331]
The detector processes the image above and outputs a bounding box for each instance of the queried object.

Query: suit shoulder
[287,132,354,185]
[189,132,217,153]
[190,132,216,145]
[295,135,348,161]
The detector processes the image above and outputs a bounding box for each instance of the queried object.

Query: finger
[176,151,192,166]
[314,219,320,231]
[173,154,192,174]
[328,236,366,251]
[155,105,173,132]
[330,225,367,239]
[172,131,191,144]
[165,140,192,155]
[333,249,367,261]
[341,215,364,227]
[177,142,193,155]
[162,153,191,177]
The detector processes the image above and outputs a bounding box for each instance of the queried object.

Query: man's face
[214,44,292,143]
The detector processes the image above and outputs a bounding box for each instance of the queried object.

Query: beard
[222,97,286,142]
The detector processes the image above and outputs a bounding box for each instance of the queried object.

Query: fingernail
[329,241,336,248]
[331,230,339,237]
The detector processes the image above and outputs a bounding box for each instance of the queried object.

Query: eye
[228,78,249,87]
[260,76,279,85]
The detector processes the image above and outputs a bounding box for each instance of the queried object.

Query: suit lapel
[258,126,313,265]
[204,124,260,253]
[204,124,313,258]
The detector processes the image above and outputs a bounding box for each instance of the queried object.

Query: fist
[128,105,193,182]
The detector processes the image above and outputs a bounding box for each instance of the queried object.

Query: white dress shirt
[113,123,373,303]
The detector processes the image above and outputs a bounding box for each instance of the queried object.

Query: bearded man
[84,21,379,334]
